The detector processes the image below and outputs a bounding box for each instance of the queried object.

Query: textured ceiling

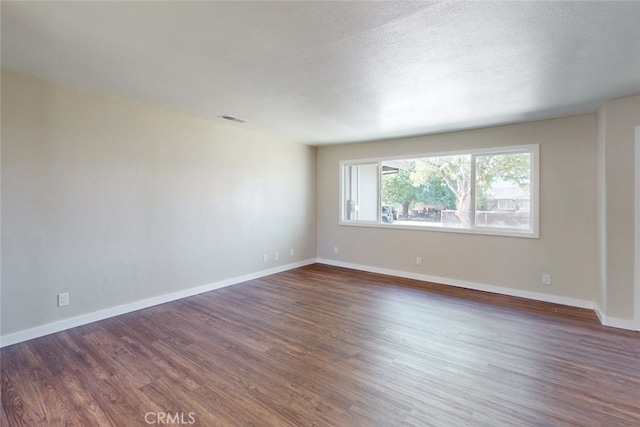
[2,1,639,145]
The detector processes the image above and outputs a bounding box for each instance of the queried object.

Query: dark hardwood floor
[2,264,640,426]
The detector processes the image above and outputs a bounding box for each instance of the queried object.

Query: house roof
[487,186,529,200]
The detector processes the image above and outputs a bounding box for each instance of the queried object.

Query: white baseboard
[3,258,636,348]
[318,259,640,331]
[0,259,316,348]
[594,304,639,331]
[317,258,597,309]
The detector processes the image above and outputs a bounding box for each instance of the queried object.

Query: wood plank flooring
[2,264,640,426]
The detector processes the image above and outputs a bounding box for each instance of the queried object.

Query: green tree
[415,173,457,210]
[475,153,530,191]
[412,155,471,227]
[382,166,416,219]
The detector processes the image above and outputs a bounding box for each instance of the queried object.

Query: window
[343,163,379,222]
[340,144,539,237]
[497,199,516,211]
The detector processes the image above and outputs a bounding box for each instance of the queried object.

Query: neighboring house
[485,185,530,212]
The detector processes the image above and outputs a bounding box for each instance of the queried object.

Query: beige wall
[600,95,640,321]
[2,69,637,339]
[317,115,599,303]
[1,70,317,336]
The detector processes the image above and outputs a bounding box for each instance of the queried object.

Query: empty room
[2,1,640,426]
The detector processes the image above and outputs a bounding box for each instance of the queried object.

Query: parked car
[382,205,395,223]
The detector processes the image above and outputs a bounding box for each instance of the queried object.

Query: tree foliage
[415,173,457,210]
[382,166,417,219]
[382,167,415,205]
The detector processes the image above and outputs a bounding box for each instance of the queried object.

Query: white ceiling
[2,1,639,145]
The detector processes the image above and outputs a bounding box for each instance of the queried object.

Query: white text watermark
[144,412,196,425]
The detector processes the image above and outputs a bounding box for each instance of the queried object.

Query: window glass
[381,155,471,228]
[343,163,378,222]
[475,152,531,230]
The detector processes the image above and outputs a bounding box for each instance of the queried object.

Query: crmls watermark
[144,412,196,425]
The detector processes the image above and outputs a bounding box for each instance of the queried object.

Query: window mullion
[377,161,382,224]
[469,154,476,229]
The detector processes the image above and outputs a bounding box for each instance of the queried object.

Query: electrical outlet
[263,253,268,262]
[275,252,279,261]
[542,274,551,285]
[58,292,69,307]
[333,246,339,254]
[416,256,422,266]
[290,248,294,256]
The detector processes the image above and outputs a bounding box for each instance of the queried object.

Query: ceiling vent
[219,115,247,123]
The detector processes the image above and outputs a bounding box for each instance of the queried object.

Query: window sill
[339,220,539,239]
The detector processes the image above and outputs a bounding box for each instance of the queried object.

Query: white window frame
[339,144,539,238]
[341,162,380,224]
